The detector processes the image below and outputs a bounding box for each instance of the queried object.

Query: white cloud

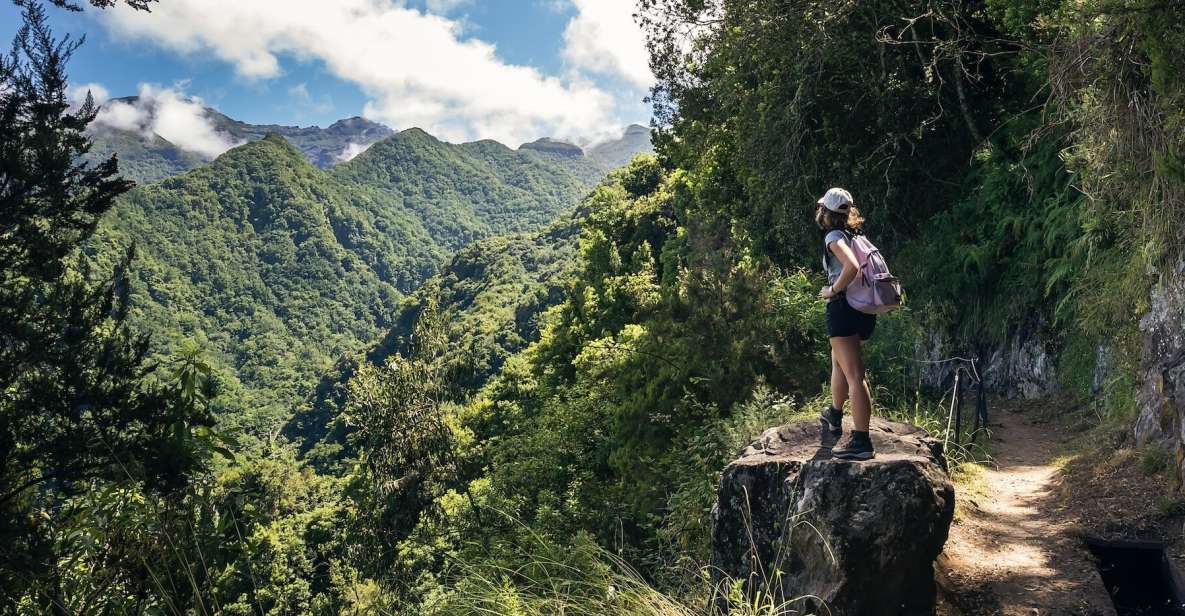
[288,82,333,115]
[93,98,146,132]
[561,0,653,89]
[337,141,371,162]
[288,82,312,101]
[92,83,242,159]
[98,0,630,145]
[67,82,111,106]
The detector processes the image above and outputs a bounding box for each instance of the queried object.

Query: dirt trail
[938,403,1117,615]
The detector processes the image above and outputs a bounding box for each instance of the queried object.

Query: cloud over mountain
[98,0,644,145]
[87,84,243,159]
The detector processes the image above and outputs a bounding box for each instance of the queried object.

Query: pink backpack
[838,231,903,314]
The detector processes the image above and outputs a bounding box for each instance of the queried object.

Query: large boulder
[709,417,955,616]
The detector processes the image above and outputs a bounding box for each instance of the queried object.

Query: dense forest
[88,126,614,432]
[3,0,1183,613]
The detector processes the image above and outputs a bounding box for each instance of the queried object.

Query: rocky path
[937,403,1117,615]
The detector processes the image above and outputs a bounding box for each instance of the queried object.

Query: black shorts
[826,296,876,340]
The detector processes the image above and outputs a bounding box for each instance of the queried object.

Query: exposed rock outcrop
[710,417,955,616]
[917,329,1056,399]
[1135,255,1185,487]
[982,334,1057,399]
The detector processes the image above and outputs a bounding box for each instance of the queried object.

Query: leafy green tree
[341,298,473,585]
[640,0,1031,264]
[0,4,205,607]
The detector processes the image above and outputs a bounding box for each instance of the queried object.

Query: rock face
[982,334,1058,398]
[917,329,1056,399]
[587,124,655,169]
[1135,255,1185,487]
[710,417,955,616]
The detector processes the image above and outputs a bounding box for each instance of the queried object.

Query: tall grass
[429,521,822,616]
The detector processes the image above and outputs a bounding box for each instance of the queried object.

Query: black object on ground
[1088,539,1185,616]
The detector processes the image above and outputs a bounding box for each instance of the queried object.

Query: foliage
[0,5,206,606]
[332,129,600,250]
[640,0,1033,266]
[88,124,609,437]
[10,0,1185,612]
[342,297,465,568]
[89,134,418,435]
[344,157,837,603]
[288,215,581,463]
[429,531,773,616]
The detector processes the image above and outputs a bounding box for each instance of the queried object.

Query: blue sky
[0,0,653,145]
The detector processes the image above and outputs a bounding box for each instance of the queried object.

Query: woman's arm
[820,237,860,299]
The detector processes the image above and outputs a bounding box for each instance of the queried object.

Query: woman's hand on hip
[819,285,836,300]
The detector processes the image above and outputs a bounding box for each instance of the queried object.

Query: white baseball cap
[817,187,853,213]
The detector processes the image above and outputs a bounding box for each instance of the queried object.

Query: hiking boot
[833,431,875,461]
[819,405,843,437]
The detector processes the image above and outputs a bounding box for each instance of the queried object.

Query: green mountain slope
[285,216,580,460]
[90,125,631,432]
[332,129,596,249]
[84,127,208,185]
[90,135,441,430]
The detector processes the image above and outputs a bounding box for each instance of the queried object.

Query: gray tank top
[823,229,847,284]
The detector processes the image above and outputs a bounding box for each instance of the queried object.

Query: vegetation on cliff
[4,0,1184,613]
[86,122,615,434]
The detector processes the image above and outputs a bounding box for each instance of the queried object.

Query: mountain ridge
[83,95,653,185]
[88,122,649,431]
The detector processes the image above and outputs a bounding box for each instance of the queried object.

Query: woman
[815,187,876,460]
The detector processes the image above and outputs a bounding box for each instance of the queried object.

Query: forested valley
[3,0,1184,613]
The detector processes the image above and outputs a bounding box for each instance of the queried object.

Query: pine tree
[0,4,207,606]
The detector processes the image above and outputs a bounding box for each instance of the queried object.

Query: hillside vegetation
[286,216,581,463]
[5,0,1183,613]
[87,126,618,433]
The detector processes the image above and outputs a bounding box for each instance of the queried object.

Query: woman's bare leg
[830,347,848,411]
[831,335,871,431]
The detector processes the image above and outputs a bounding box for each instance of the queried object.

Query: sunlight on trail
[940,404,1117,615]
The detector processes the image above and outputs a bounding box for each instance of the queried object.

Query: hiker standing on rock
[815,187,879,460]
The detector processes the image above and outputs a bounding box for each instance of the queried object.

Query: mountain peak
[519,138,584,158]
[214,130,305,164]
[585,124,656,170]
[396,127,438,141]
[326,116,393,134]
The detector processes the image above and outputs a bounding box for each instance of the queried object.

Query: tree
[638,0,1025,265]
[13,0,158,11]
[0,4,205,608]
[342,297,465,575]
